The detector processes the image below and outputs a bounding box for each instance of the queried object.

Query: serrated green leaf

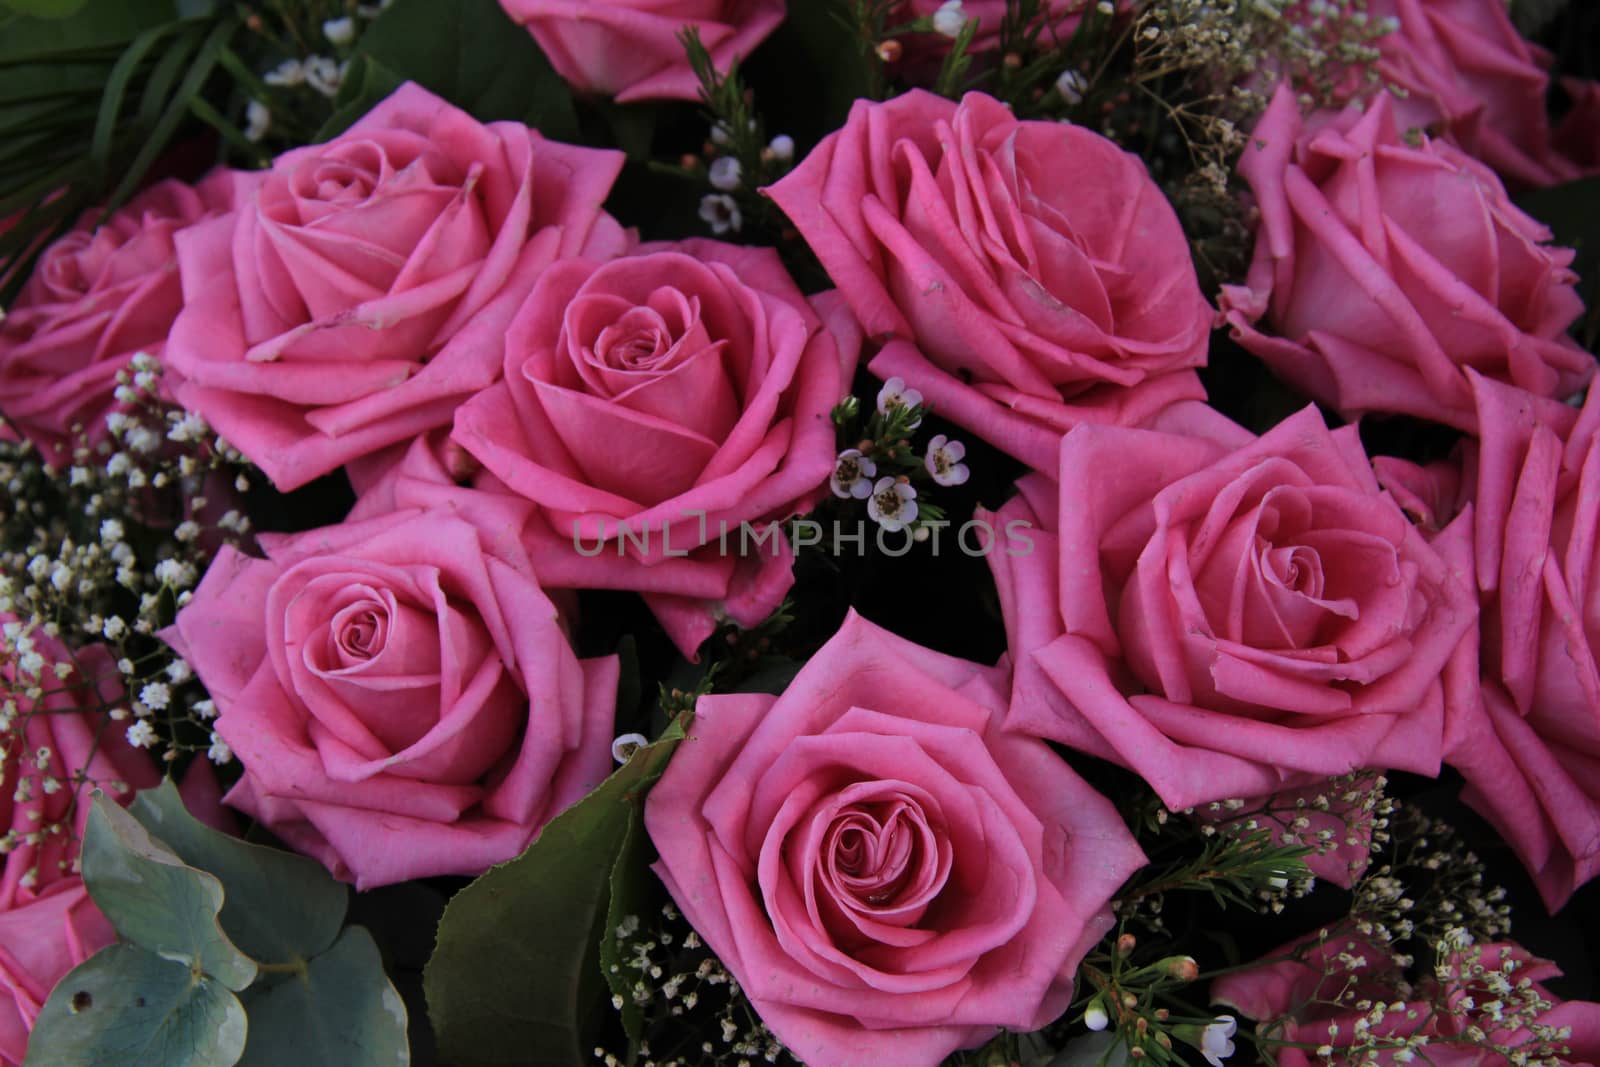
[348,0,578,139]
[129,780,348,967]
[80,794,257,992]
[22,944,247,1067]
[236,927,409,1067]
[424,717,689,1067]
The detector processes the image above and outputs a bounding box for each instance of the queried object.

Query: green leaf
[236,927,410,1067]
[22,944,247,1067]
[347,0,578,139]
[1516,175,1600,351]
[600,805,652,1050]
[424,717,690,1067]
[0,0,90,18]
[80,794,258,992]
[129,780,348,967]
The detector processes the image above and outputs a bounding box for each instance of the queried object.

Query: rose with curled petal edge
[1214,934,1600,1066]
[0,622,233,1066]
[162,508,619,890]
[1220,87,1591,436]
[451,239,859,658]
[765,89,1211,478]
[495,0,784,104]
[163,81,630,492]
[643,612,1146,1067]
[0,169,250,467]
[984,403,1478,814]
[1405,370,1600,913]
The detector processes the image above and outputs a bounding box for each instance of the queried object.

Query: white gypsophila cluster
[0,355,256,773]
[593,900,795,1067]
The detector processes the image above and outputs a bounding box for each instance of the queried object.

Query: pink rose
[495,0,784,103]
[765,90,1210,475]
[0,627,155,1065]
[0,171,245,466]
[1360,0,1588,189]
[451,240,858,656]
[986,404,1477,812]
[644,612,1146,1066]
[164,82,629,491]
[1221,88,1592,435]
[1427,371,1600,911]
[162,508,619,889]
[1215,934,1600,1066]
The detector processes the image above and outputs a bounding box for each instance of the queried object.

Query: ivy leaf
[424,716,689,1067]
[22,944,248,1067]
[129,779,347,967]
[235,927,410,1067]
[80,794,257,992]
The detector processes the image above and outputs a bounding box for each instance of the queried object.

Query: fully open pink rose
[0,170,247,466]
[496,0,784,103]
[986,405,1477,812]
[163,509,619,889]
[0,626,156,1065]
[1419,371,1600,912]
[645,612,1145,1066]
[1221,88,1592,434]
[164,82,629,492]
[1215,934,1600,1066]
[766,90,1210,475]
[452,240,858,656]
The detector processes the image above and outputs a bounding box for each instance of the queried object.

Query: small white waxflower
[708,156,742,191]
[1202,1016,1237,1067]
[932,0,968,37]
[767,134,794,162]
[207,732,233,765]
[611,733,649,764]
[1055,68,1088,105]
[924,435,969,486]
[245,100,271,143]
[303,56,346,97]
[867,477,917,532]
[830,449,877,500]
[125,721,156,750]
[322,16,356,45]
[139,682,171,710]
[264,59,305,87]
[1084,1001,1109,1031]
[698,193,742,235]
[875,376,924,427]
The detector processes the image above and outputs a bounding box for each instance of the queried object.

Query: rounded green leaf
[130,780,347,966]
[22,944,247,1067]
[236,927,410,1067]
[80,794,257,992]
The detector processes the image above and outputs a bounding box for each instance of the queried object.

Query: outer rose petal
[496,0,784,103]
[645,612,1145,1066]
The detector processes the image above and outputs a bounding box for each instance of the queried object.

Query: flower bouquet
[0,0,1596,1065]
